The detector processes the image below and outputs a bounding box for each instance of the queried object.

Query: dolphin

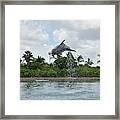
[49,40,76,58]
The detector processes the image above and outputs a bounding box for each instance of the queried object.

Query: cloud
[20,40,54,63]
[66,20,100,30]
[52,21,100,65]
[20,20,100,65]
[20,20,48,43]
[53,28,99,49]
[20,20,51,62]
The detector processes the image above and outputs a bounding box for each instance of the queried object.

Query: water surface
[20,80,100,100]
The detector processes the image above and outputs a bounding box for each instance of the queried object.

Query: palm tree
[67,52,77,67]
[20,59,22,64]
[22,51,33,67]
[36,56,45,64]
[97,54,100,63]
[85,58,94,66]
[67,52,76,61]
[77,55,84,65]
[54,56,68,69]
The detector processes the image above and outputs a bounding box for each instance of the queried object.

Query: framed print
[0,0,119,119]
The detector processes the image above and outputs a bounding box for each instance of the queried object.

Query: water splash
[67,52,77,78]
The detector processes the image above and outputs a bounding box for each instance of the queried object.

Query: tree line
[20,51,100,77]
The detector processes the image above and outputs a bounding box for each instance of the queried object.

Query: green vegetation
[20,51,100,77]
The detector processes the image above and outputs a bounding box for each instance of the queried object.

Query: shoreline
[20,77,100,82]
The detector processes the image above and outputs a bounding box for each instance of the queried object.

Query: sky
[20,20,100,66]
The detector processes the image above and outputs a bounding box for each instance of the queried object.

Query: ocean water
[20,80,100,100]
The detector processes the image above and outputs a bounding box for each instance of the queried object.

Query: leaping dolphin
[49,40,76,58]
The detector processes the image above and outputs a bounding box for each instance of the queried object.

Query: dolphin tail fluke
[66,48,76,52]
[71,49,76,52]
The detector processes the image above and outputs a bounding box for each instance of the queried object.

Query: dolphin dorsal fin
[60,40,65,45]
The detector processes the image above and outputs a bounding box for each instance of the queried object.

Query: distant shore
[20,77,100,82]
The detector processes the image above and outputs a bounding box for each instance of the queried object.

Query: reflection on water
[20,80,100,100]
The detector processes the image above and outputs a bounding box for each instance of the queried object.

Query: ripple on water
[20,80,100,100]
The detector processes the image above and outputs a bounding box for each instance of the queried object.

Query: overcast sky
[20,20,100,66]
